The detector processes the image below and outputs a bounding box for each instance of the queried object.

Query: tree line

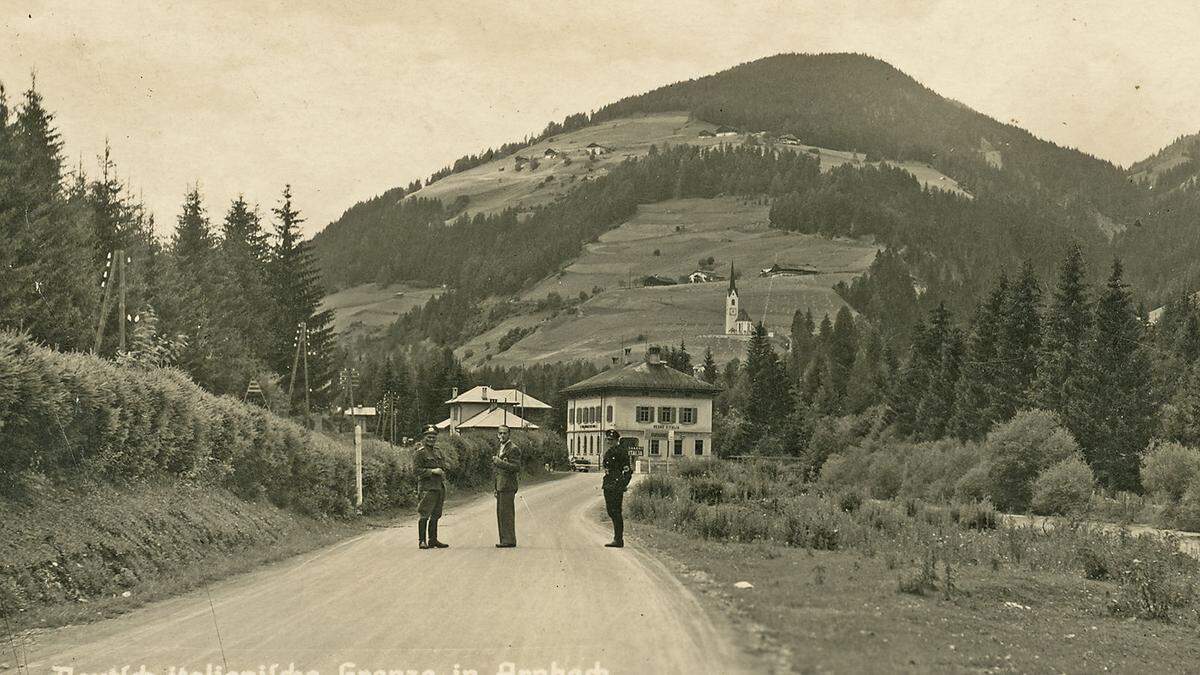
[722,242,1196,495]
[0,80,334,409]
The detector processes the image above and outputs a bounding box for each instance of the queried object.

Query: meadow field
[627,459,1200,673]
[458,197,879,367]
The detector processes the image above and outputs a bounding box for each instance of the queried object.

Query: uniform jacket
[493,440,522,492]
[602,442,633,492]
[413,443,447,491]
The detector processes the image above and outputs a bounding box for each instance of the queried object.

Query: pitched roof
[444,386,552,409]
[436,408,540,430]
[562,361,721,397]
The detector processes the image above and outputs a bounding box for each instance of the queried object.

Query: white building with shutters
[562,347,720,466]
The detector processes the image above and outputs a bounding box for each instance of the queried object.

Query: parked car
[571,457,591,472]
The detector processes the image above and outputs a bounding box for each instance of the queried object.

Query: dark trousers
[604,488,624,542]
[496,490,517,545]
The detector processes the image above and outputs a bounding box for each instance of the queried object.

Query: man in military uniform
[414,425,449,549]
[492,424,522,548]
[601,429,633,548]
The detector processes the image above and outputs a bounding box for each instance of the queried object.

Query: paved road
[11,473,746,675]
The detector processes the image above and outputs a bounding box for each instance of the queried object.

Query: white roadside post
[344,406,377,515]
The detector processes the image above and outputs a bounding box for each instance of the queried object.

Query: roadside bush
[688,477,726,505]
[1141,441,1200,502]
[954,462,992,502]
[985,409,1081,512]
[953,499,999,530]
[676,457,722,479]
[1172,483,1200,532]
[0,331,502,516]
[1030,455,1096,516]
[868,454,903,499]
[635,474,678,499]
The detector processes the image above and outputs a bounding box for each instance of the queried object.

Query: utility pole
[92,250,116,354]
[117,250,127,352]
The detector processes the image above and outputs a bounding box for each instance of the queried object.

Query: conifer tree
[701,347,718,384]
[2,81,96,349]
[746,323,791,426]
[988,261,1041,423]
[950,272,1008,439]
[1063,259,1156,492]
[828,305,859,402]
[845,324,886,414]
[269,185,336,408]
[789,308,816,382]
[219,195,273,366]
[1033,244,1091,414]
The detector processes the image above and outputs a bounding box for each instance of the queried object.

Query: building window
[680,407,697,425]
[606,405,613,422]
[570,437,575,453]
[673,438,683,455]
[636,406,653,423]
[649,439,660,455]
[569,408,576,425]
[694,439,704,455]
[659,407,675,424]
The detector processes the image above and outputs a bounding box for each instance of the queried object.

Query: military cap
[604,429,621,440]
[422,424,438,436]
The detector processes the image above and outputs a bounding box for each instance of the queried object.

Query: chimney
[611,356,620,366]
[647,346,662,365]
[452,387,459,398]
[481,385,488,398]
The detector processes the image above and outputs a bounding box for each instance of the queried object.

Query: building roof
[444,386,552,409]
[715,125,739,134]
[562,360,721,397]
[436,407,539,430]
[728,261,737,295]
[736,308,752,322]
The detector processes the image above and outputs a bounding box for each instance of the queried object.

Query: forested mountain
[592,53,1141,217]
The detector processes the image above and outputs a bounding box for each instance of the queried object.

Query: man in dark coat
[601,429,633,548]
[413,425,449,549]
[492,424,522,548]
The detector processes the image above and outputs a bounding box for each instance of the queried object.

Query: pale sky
[3,1,1198,237]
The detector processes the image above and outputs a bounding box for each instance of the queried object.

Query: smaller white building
[562,347,720,465]
[436,385,552,433]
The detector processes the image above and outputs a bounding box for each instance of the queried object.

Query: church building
[725,262,754,335]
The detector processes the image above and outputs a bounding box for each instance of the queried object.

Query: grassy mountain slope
[457,197,878,367]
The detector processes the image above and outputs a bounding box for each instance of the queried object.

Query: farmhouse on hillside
[779,134,801,146]
[725,263,754,336]
[714,125,739,137]
[688,270,725,284]
[697,129,715,138]
[642,274,677,287]
[543,147,559,158]
[585,142,611,156]
[436,385,552,433]
[759,263,819,277]
[563,346,719,465]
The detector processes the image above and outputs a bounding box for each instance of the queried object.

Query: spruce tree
[988,261,1041,423]
[1063,259,1156,492]
[1033,244,1091,414]
[3,82,96,350]
[845,325,885,414]
[269,185,336,409]
[789,308,816,382]
[219,195,273,366]
[746,323,791,426]
[701,347,718,384]
[950,272,1008,439]
[828,305,859,403]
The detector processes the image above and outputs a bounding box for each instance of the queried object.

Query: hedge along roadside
[0,331,565,516]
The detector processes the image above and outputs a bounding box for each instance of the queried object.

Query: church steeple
[725,261,739,334]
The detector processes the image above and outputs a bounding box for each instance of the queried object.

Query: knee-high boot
[418,517,429,549]
[428,518,449,548]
